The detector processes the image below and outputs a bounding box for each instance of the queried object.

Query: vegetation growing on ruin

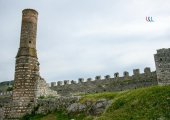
[22,85,170,120]
[38,95,56,99]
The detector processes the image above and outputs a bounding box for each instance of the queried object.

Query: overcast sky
[0,0,170,83]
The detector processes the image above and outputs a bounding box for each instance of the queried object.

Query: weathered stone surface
[67,103,86,113]
[89,99,112,116]
[36,97,79,115]
[27,97,111,117]
[0,107,5,120]
[36,78,58,98]
[154,48,170,85]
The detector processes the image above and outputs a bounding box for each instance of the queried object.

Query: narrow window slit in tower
[160,58,162,62]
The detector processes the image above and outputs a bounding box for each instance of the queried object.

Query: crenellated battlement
[40,66,158,96]
[78,78,84,83]
[156,48,170,54]
[95,76,101,80]
[105,75,111,79]
[51,67,155,87]
[0,91,12,96]
[49,67,157,96]
[64,80,69,85]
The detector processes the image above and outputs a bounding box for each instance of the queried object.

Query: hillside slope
[0,80,13,92]
[23,86,170,120]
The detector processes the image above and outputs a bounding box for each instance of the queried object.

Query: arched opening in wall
[29,41,31,43]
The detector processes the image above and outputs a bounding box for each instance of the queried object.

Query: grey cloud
[0,0,170,83]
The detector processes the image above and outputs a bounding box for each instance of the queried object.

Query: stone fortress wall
[36,77,58,97]
[0,67,158,97]
[50,67,158,96]
[48,48,170,96]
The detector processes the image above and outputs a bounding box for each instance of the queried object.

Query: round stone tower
[154,48,170,85]
[17,9,38,57]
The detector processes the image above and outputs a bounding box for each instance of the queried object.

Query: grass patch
[98,86,170,120]
[80,85,170,120]
[80,92,118,103]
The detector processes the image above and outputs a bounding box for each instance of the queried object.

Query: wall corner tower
[154,48,170,85]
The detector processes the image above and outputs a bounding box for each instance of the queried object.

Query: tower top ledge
[22,8,38,15]
[156,48,170,54]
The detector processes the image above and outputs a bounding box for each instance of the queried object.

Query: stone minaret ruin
[4,9,57,119]
[4,9,40,119]
[154,48,170,85]
[12,9,39,104]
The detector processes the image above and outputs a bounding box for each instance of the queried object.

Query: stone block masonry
[13,9,39,105]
